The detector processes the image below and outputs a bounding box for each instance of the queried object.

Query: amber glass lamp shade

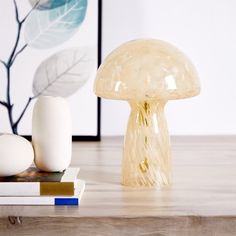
[94,39,200,187]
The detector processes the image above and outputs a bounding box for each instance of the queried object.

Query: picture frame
[72,0,102,141]
[0,0,102,141]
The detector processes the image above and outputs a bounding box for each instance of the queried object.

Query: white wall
[101,0,236,136]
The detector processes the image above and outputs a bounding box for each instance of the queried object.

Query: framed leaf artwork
[0,0,101,141]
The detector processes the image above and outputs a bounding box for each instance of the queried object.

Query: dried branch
[11,44,28,65]
[21,0,40,23]
[0,60,7,67]
[0,101,8,108]
[14,97,33,128]
[7,24,22,66]
[12,0,20,23]
[2,0,42,133]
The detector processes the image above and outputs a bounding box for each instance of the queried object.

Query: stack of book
[0,167,84,205]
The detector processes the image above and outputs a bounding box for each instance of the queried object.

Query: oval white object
[0,134,34,177]
[32,96,72,172]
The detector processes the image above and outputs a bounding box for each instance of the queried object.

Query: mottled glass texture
[94,39,200,187]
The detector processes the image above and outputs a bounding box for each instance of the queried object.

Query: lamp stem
[122,100,172,187]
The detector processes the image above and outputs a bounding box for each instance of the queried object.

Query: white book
[0,180,85,205]
[0,167,80,196]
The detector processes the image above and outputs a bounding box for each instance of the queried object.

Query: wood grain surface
[0,136,236,236]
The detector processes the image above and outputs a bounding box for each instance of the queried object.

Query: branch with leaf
[0,0,93,134]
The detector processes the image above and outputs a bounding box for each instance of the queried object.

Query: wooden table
[0,136,236,236]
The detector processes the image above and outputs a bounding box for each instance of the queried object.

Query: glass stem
[122,100,172,187]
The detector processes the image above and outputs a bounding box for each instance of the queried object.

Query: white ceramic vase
[32,96,72,172]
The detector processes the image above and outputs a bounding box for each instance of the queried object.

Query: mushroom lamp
[94,39,200,187]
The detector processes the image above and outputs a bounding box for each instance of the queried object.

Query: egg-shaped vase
[32,96,72,172]
[0,134,34,177]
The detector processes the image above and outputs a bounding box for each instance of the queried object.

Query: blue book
[55,198,79,205]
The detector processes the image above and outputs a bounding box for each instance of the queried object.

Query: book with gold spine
[0,167,80,196]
